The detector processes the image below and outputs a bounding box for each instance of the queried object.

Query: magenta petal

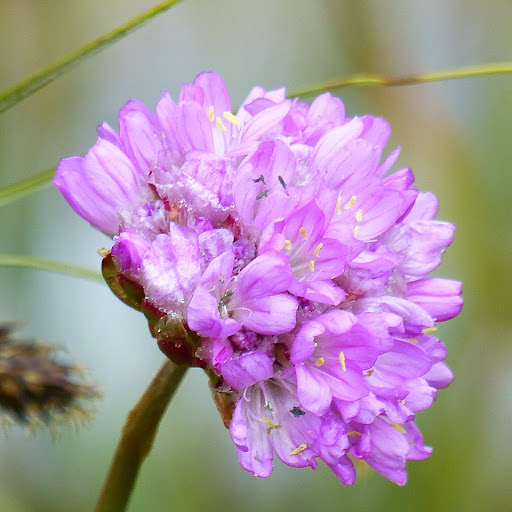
[111,230,150,276]
[156,92,184,164]
[236,251,293,298]
[406,278,463,322]
[424,362,454,389]
[363,418,410,486]
[236,294,298,335]
[187,286,241,338]
[221,351,274,390]
[230,396,274,477]
[140,225,200,314]
[175,102,215,152]
[54,139,145,235]
[290,320,325,364]
[241,100,292,141]
[118,99,167,174]
[193,72,232,116]
[296,364,332,415]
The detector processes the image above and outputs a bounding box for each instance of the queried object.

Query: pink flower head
[54,71,462,486]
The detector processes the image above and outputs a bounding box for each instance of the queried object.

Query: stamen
[409,337,419,344]
[353,225,360,238]
[262,417,282,434]
[355,209,363,222]
[299,227,308,239]
[216,117,227,132]
[423,327,438,334]
[309,260,315,272]
[338,351,347,371]
[284,240,293,251]
[256,190,269,200]
[315,357,325,367]
[335,196,342,215]
[289,444,307,455]
[391,421,406,434]
[278,175,287,190]
[207,106,215,122]
[346,431,362,437]
[223,111,239,125]
[313,243,323,257]
[344,195,356,209]
[253,175,266,184]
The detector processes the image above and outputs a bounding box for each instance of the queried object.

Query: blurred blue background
[0,1,511,511]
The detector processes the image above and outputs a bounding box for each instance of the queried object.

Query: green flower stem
[0,166,55,208]
[94,359,188,512]
[288,61,512,98]
[0,0,182,114]
[0,253,102,282]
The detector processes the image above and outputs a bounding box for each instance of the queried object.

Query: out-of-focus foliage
[0,1,510,511]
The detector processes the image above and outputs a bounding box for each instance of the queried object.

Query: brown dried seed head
[0,323,100,429]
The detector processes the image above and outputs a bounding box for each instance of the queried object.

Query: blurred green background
[1,1,511,511]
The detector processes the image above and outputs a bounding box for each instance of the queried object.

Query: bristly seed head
[0,324,100,431]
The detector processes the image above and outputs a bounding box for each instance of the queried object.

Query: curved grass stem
[0,0,183,114]
[0,253,102,283]
[288,61,512,98]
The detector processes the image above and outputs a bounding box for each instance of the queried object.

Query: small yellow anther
[346,431,362,437]
[355,209,363,222]
[299,227,308,239]
[284,239,292,251]
[391,421,406,434]
[339,351,347,372]
[207,106,215,122]
[315,357,325,367]
[223,111,240,125]
[289,444,307,455]
[422,327,438,334]
[353,225,360,238]
[335,196,342,215]
[344,195,356,209]
[216,117,227,132]
[313,342,318,348]
[309,260,315,272]
[262,417,282,434]
[313,243,323,257]
[409,337,419,344]
[399,399,406,404]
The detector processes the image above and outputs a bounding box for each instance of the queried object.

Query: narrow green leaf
[0,254,103,283]
[0,0,183,114]
[288,61,512,98]
[0,166,55,208]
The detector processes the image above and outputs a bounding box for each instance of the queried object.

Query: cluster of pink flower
[54,72,462,485]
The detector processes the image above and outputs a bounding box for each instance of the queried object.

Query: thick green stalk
[0,0,183,114]
[94,360,188,512]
